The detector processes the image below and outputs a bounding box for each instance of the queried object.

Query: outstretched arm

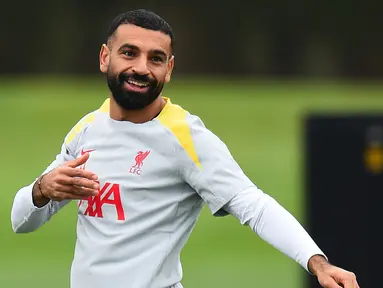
[224,187,359,288]
[223,186,325,271]
[181,115,359,288]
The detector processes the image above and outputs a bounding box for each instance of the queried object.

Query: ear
[165,55,175,83]
[99,44,110,73]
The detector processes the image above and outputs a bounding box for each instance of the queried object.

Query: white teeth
[127,80,148,87]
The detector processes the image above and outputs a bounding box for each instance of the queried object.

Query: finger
[340,272,358,288]
[320,277,342,288]
[72,186,99,197]
[51,191,90,201]
[56,175,99,190]
[54,183,98,197]
[66,152,90,168]
[340,279,354,288]
[353,275,360,288]
[345,280,358,288]
[60,166,98,180]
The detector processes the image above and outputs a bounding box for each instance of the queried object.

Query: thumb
[66,152,89,168]
[318,276,342,288]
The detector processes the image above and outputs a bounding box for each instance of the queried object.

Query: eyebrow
[118,43,139,52]
[152,49,167,59]
[118,43,168,59]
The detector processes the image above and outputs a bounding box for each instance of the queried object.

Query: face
[99,24,174,110]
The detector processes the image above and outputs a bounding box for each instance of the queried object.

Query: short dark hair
[107,9,174,52]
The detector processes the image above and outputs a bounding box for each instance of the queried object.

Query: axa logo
[79,181,125,221]
[129,150,151,175]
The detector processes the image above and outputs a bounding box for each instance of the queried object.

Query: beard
[107,68,164,110]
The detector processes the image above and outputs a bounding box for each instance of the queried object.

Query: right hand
[39,153,100,202]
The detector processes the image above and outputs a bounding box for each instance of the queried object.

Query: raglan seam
[156,123,185,180]
[66,110,99,155]
[156,123,189,226]
[186,115,256,215]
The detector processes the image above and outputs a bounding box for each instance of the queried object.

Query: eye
[151,56,164,63]
[124,51,135,57]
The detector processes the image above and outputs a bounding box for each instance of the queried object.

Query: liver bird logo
[133,150,151,169]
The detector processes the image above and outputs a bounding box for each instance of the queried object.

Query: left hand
[308,255,360,288]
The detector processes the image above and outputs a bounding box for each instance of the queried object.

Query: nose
[132,56,150,75]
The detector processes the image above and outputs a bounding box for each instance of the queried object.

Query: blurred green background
[1,1,381,286]
[2,77,383,287]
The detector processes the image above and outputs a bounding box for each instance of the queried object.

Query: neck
[109,96,166,123]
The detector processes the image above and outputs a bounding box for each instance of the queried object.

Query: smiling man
[11,9,359,288]
[104,23,171,112]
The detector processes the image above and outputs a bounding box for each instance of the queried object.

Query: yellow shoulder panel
[99,98,110,113]
[65,98,109,146]
[65,113,95,146]
[157,98,201,168]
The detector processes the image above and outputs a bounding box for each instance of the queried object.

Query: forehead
[112,24,171,54]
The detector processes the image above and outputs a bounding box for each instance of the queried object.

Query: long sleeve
[11,143,75,233]
[180,115,255,216]
[11,111,98,233]
[174,112,327,271]
[223,186,327,273]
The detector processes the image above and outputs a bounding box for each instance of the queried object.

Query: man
[11,9,359,288]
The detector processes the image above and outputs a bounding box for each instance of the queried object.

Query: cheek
[152,66,169,82]
[109,57,131,74]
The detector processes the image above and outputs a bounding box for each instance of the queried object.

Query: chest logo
[129,150,151,175]
[80,148,95,170]
[79,181,125,221]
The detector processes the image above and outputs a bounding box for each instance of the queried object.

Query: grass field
[1,77,382,288]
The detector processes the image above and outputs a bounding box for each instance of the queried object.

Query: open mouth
[124,79,150,92]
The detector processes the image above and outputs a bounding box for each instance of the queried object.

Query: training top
[11,97,257,288]
[11,97,326,288]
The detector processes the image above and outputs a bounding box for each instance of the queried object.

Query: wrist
[32,175,50,207]
[308,254,331,276]
[37,174,48,198]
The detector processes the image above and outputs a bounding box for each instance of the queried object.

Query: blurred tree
[1,0,381,78]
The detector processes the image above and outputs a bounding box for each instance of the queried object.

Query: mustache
[118,72,155,85]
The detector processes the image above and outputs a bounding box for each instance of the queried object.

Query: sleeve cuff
[26,180,51,211]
